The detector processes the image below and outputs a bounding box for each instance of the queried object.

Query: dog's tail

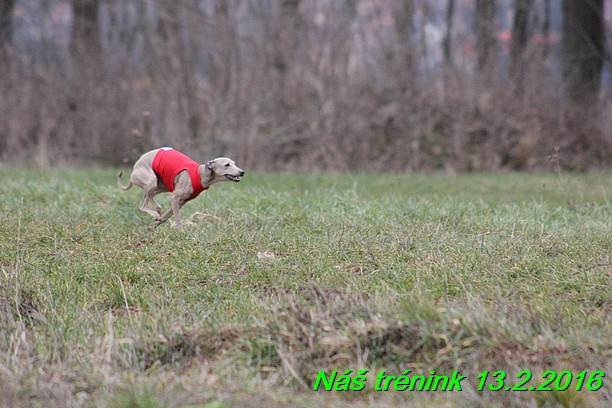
[117,172,133,190]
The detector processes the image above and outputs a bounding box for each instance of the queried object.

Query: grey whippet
[118,147,244,228]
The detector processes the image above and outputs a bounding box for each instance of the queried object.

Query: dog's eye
[225,163,230,167]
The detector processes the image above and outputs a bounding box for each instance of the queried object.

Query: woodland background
[0,0,610,171]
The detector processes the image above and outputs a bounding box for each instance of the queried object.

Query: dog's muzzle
[225,171,244,182]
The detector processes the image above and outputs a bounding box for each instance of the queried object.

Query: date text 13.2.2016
[476,370,604,392]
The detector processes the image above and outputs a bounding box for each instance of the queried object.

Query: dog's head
[206,157,245,183]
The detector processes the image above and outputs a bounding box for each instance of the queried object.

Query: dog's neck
[199,165,221,189]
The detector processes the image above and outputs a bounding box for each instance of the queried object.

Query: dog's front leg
[151,214,168,228]
[170,196,183,228]
[152,205,173,228]
[152,195,185,228]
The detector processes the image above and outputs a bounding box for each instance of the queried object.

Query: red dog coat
[152,148,207,200]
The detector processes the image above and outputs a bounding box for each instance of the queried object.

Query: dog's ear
[206,160,215,170]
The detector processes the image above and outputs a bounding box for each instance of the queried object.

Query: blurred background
[0,0,610,171]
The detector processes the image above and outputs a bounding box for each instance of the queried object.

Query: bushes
[0,1,609,171]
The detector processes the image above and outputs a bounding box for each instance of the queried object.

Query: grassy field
[0,168,610,407]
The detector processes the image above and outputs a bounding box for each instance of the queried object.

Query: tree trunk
[69,0,103,157]
[542,0,551,57]
[509,0,532,91]
[443,0,455,65]
[393,0,415,91]
[475,0,496,74]
[70,0,102,65]
[0,0,12,156]
[561,0,605,106]
[157,3,204,141]
[560,0,608,168]
[275,0,302,111]
[0,0,14,66]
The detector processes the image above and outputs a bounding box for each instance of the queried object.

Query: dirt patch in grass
[136,285,609,393]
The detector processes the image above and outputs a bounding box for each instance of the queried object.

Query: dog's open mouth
[225,174,241,182]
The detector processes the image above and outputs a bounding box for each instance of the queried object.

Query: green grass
[0,168,610,407]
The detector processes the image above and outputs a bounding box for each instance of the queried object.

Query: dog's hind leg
[139,179,165,220]
[130,166,165,219]
[139,191,163,219]
[151,197,163,215]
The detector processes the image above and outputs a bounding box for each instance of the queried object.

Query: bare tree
[393,0,415,91]
[475,0,496,74]
[68,0,109,162]
[559,0,609,167]
[0,0,13,64]
[542,0,551,57]
[561,0,605,106]
[71,0,102,64]
[276,0,303,111]
[509,0,532,91]
[157,3,201,141]
[443,0,455,65]
[0,0,14,153]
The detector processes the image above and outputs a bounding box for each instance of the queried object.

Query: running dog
[118,147,244,228]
